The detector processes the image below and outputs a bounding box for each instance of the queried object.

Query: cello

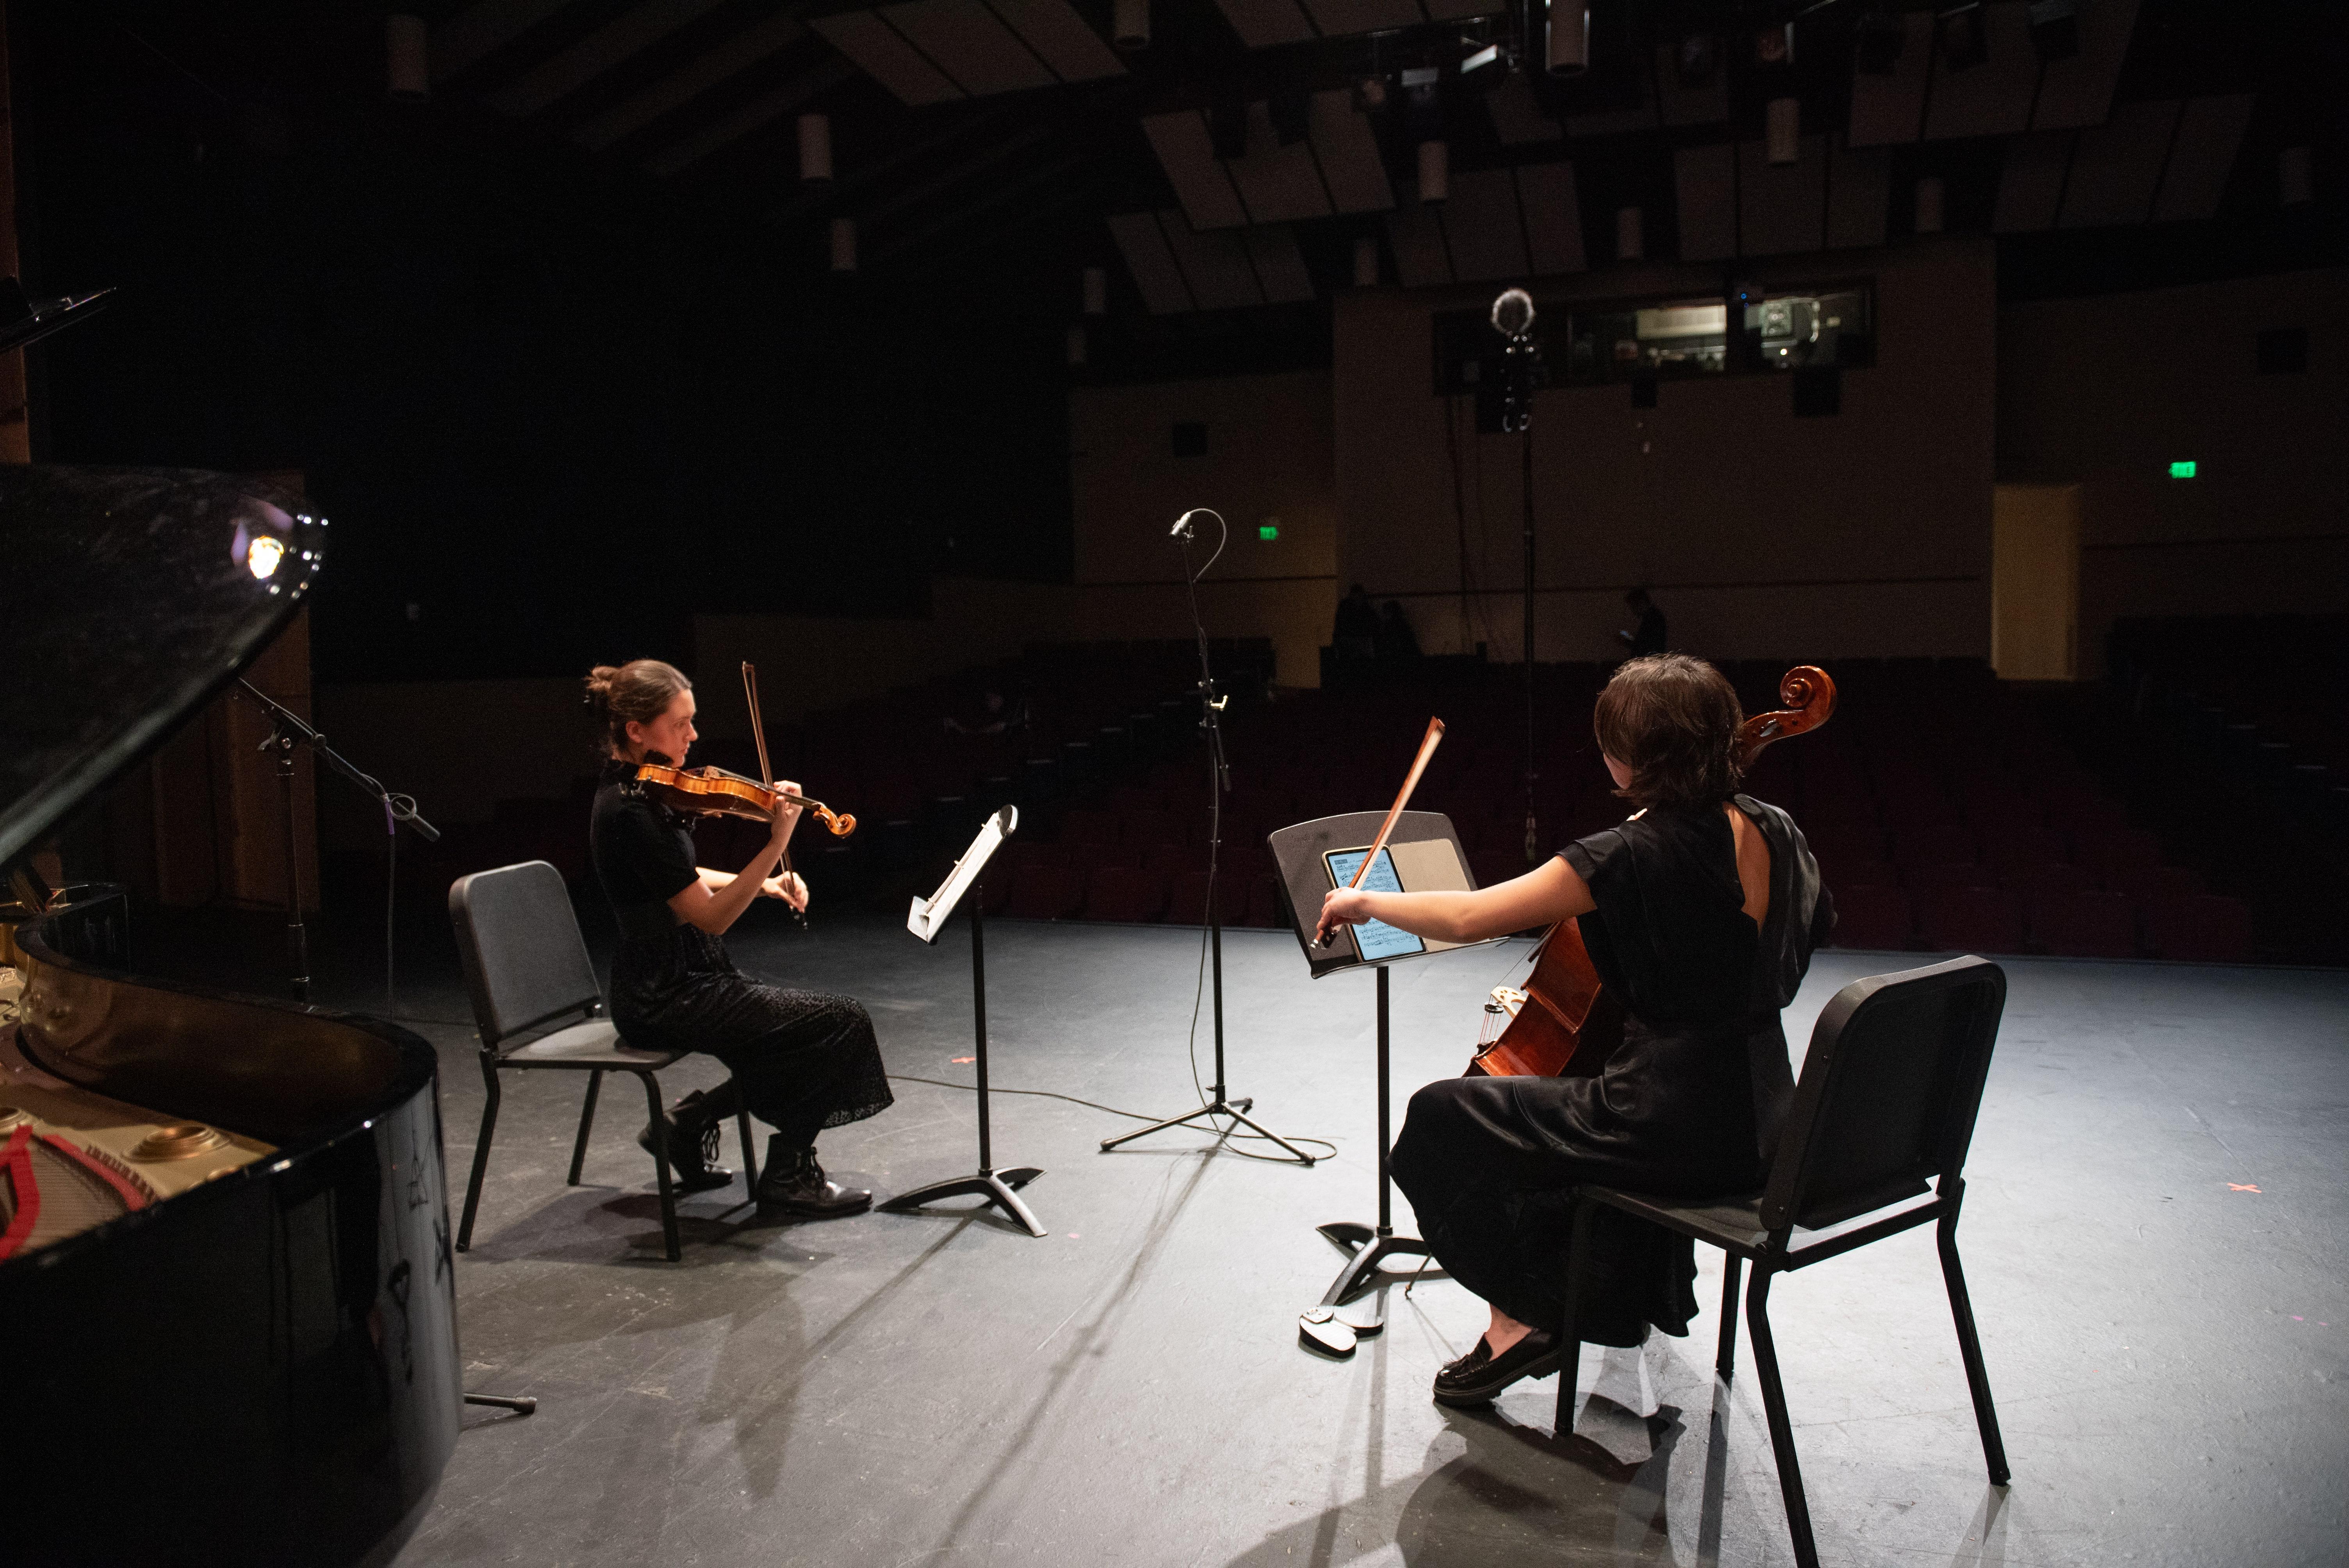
[1470,664,1836,1078]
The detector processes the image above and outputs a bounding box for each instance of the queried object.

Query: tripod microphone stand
[1100,508,1315,1165]
[1493,289,1545,866]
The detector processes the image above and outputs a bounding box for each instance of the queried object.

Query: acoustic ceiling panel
[1441,168,1529,283]
[1108,211,1195,314]
[1923,2,2038,142]
[1244,226,1317,303]
[1738,136,1827,257]
[1656,43,1728,128]
[1227,103,1335,224]
[881,0,1057,94]
[1516,161,1585,275]
[1209,0,1316,48]
[1299,0,1426,37]
[486,0,733,118]
[1143,111,1250,230]
[1847,11,1933,147]
[987,0,1125,81]
[432,0,574,84]
[1993,130,2072,232]
[1385,192,1453,288]
[642,61,857,173]
[1675,143,1737,261]
[574,11,808,150]
[1486,72,1562,145]
[1308,89,1394,214]
[1826,140,1890,251]
[1157,213,1265,310]
[2033,0,2139,131]
[811,11,967,105]
[2152,93,2255,222]
[2061,98,2180,228]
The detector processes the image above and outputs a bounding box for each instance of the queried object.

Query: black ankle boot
[754,1136,871,1219]
[638,1087,736,1194]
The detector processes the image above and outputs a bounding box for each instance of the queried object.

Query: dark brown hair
[1593,654,1745,810]
[585,659,691,754]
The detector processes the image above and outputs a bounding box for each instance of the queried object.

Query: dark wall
[13,0,1075,686]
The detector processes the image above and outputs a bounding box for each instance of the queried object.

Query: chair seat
[500,1018,677,1069]
[1582,1185,1774,1254]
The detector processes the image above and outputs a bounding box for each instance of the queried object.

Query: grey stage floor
[359,904,2347,1567]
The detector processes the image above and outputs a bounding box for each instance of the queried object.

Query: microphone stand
[1499,317,1543,864]
[1100,511,1315,1164]
[236,680,439,1009]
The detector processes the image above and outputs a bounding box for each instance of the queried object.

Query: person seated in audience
[1374,599,1422,677]
[1617,587,1668,658]
[1316,654,1833,1406]
[1333,583,1378,664]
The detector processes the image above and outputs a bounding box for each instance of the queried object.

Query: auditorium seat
[1059,807,1121,846]
[1166,868,1212,925]
[1916,886,2027,954]
[1121,807,1182,847]
[2144,893,2256,962]
[2030,890,2139,959]
[2110,863,2208,903]
[1242,873,1288,928]
[2076,825,2164,880]
[1004,864,1085,920]
[1980,823,2069,871]
[1907,861,2000,892]
[2004,861,2094,900]
[1892,823,1978,870]
[1826,885,1914,949]
[1084,865,1167,923]
[1819,857,1900,890]
[1139,841,1194,878]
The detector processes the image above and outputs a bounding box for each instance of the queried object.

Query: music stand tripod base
[879,1166,1046,1237]
[1098,1094,1313,1163]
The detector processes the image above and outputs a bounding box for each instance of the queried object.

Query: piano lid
[0,466,323,871]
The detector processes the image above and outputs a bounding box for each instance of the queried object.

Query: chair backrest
[448,861,604,1051]
[1760,956,2007,1232]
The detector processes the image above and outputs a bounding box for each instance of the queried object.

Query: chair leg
[1715,1253,1743,1382]
[735,1109,759,1190]
[1555,1194,1595,1436]
[637,1071,681,1262]
[1745,1267,1820,1568]
[568,1069,603,1186]
[456,1066,503,1252]
[1937,1199,2012,1485]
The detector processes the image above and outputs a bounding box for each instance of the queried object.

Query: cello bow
[1312,716,1445,948]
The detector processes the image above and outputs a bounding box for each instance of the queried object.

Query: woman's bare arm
[666,797,801,934]
[1317,854,1596,946]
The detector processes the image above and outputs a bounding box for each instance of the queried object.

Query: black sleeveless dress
[1390,794,1832,1345]
[588,759,892,1148]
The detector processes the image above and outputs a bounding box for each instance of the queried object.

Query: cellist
[1315,654,1835,1408]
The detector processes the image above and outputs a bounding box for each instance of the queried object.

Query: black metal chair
[1558,956,2012,1568]
[449,861,758,1262]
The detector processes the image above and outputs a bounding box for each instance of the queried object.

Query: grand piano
[0,466,459,1566]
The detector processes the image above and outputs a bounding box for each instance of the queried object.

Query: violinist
[585,659,891,1218]
[1316,655,1834,1408]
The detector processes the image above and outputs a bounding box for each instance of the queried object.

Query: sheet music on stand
[908,806,1017,943]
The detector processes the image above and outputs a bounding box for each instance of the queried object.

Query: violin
[631,762,858,838]
[1469,664,1836,1079]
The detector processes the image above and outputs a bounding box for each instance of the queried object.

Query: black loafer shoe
[754,1140,872,1219]
[1432,1328,1565,1408]
[638,1090,735,1194]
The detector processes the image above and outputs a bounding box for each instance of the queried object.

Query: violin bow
[741,662,806,925]
[1314,716,1445,945]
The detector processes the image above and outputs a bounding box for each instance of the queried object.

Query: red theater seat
[2144,894,2255,962]
[1166,868,1212,925]
[2005,861,2094,900]
[2078,826,2163,880]
[1060,808,1121,846]
[1139,841,1193,878]
[1005,864,1085,920]
[1827,885,1914,949]
[1907,861,1999,892]
[1980,824,2069,871]
[1820,858,1900,890]
[1892,824,1979,870]
[1916,886,2026,954]
[2031,890,2139,959]
[1085,866,1168,923]
[2110,863,2208,903]
[1121,808,1182,847]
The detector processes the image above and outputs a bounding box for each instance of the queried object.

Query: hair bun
[584,665,621,712]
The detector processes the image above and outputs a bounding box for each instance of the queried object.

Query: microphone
[1171,508,1210,540]
[1490,287,1535,340]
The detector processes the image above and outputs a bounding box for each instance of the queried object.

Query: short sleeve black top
[590,759,698,914]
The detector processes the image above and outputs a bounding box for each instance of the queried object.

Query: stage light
[1766,97,1800,165]
[798,114,833,182]
[1616,206,1643,261]
[1855,11,1905,75]
[2169,460,2197,479]
[1547,0,1590,77]
[1938,3,1987,70]
[1676,33,1716,86]
[1259,522,1280,542]
[2280,146,2314,206]
[2027,0,2078,61]
[1462,43,1502,76]
[1112,0,1150,52]
[1353,75,1390,114]
[385,14,429,101]
[1082,266,1107,316]
[830,217,856,273]
[1353,234,1380,287]
[1914,175,1946,233]
[1270,91,1312,147]
[1753,21,1794,68]
[1208,101,1248,160]
[1418,140,1448,203]
[246,533,286,581]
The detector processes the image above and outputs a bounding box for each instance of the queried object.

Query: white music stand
[880,806,1045,1237]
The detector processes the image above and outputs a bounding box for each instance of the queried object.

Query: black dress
[588,759,893,1148]
[1389,795,1833,1346]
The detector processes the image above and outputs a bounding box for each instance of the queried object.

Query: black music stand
[1267,809,1491,1356]
[879,807,1044,1237]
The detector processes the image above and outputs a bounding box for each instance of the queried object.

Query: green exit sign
[2169,460,2197,479]
[1258,522,1280,541]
